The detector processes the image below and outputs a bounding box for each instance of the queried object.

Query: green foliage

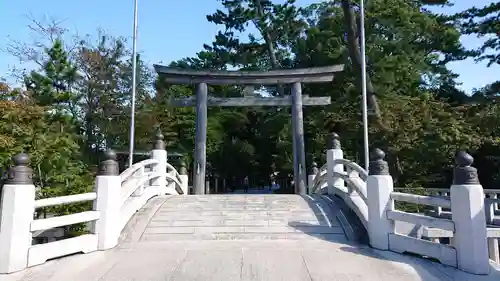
[455,2,500,66]
[25,39,78,114]
[148,0,500,195]
[5,0,500,205]
[5,40,94,234]
[453,1,500,99]
[0,98,93,231]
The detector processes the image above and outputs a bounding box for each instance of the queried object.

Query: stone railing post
[485,196,495,225]
[214,175,219,194]
[432,190,442,217]
[308,162,319,194]
[93,150,121,250]
[205,178,211,194]
[0,153,35,273]
[367,148,394,250]
[489,237,500,264]
[450,151,489,274]
[133,165,145,197]
[178,159,189,195]
[150,131,167,195]
[326,133,344,195]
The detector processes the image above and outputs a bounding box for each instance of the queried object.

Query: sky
[0,0,498,94]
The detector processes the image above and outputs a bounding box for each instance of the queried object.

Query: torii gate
[154,65,344,195]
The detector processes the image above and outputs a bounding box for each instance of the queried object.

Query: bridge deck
[2,194,499,281]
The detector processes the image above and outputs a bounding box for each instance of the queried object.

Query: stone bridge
[2,194,494,281]
[1,133,500,280]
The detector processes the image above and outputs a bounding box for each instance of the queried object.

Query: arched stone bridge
[1,134,499,281]
[2,194,492,281]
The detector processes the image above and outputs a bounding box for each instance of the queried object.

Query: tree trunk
[254,0,279,69]
[254,0,284,96]
[340,0,382,122]
[340,0,404,176]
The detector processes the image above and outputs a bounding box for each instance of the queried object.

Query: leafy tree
[6,0,500,200]
[24,39,79,120]
[20,40,94,234]
[0,90,93,235]
[206,0,305,71]
[456,2,500,66]
[454,2,500,99]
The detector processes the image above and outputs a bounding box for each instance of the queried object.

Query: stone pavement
[2,194,500,281]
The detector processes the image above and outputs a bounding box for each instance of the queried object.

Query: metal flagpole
[359,0,370,170]
[128,0,139,167]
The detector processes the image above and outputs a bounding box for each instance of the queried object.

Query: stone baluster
[326,133,344,195]
[488,237,500,264]
[485,194,495,225]
[308,162,319,194]
[93,150,121,250]
[133,165,145,197]
[178,158,189,195]
[205,177,211,194]
[432,191,442,216]
[346,164,359,179]
[345,164,362,203]
[492,193,498,211]
[205,162,212,194]
[450,151,489,274]
[0,153,36,273]
[367,148,395,251]
[150,131,167,195]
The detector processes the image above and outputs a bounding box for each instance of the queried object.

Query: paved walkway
[2,194,499,281]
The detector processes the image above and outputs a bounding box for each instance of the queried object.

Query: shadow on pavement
[230,187,274,194]
[289,194,500,281]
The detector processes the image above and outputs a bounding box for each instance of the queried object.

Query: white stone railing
[393,188,499,224]
[392,187,500,265]
[387,191,457,267]
[30,192,100,268]
[0,153,102,273]
[165,162,188,194]
[0,133,189,274]
[310,161,369,229]
[307,133,492,275]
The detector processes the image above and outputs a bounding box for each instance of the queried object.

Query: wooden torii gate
[154,65,344,195]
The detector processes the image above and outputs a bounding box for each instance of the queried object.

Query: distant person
[243,176,249,193]
[270,181,276,191]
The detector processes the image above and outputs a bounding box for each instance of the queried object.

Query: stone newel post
[93,150,121,250]
[150,131,167,194]
[367,148,394,251]
[326,133,344,195]
[450,151,489,275]
[178,159,189,195]
[308,162,319,194]
[0,153,35,273]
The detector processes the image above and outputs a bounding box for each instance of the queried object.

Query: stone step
[155,208,334,215]
[169,209,331,214]
[141,194,344,243]
[147,219,339,227]
[151,216,330,224]
[143,225,345,235]
[155,213,329,221]
[157,208,318,212]
[140,232,347,242]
